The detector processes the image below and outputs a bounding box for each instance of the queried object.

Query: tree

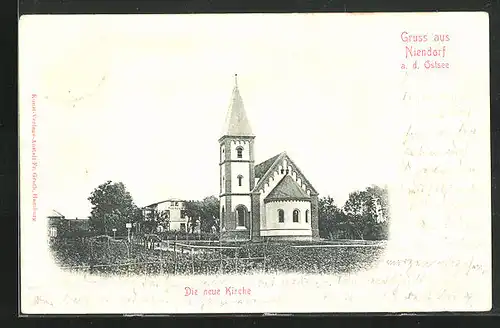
[142,209,170,234]
[365,185,390,222]
[364,185,390,239]
[88,181,141,235]
[185,200,202,233]
[318,196,345,239]
[184,196,220,234]
[156,209,170,231]
[343,190,371,239]
[200,196,219,233]
[342,185,391,240]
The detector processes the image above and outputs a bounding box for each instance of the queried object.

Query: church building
[219,75,320,241]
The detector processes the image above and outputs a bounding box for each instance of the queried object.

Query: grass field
[49,237,387,276]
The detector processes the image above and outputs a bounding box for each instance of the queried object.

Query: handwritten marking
[34,296,53,306]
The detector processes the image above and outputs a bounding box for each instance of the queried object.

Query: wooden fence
[58,239,269,275]
[54,237,386,275]
[171,242,267,274]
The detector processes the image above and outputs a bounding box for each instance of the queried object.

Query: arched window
[236,146,243,159]
[237,175,243,186]
[221,206,225,219]
[305,209,309,223]
[278,209,284,223]
[293,209,300,223]
[236,206,246,227]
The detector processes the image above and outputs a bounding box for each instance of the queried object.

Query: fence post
[219,246,223,274]
[246,244,251,272]
[160,245,164,275]
[263,243,267,273]
[127,241,131,275]
[89,239,94,274]
[235,248,239,273]
[174,242,177,274]
[191,246,195,274]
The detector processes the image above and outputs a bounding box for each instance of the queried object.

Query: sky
[19,13,468,218]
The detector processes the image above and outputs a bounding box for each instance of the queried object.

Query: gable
[265,175,310,202]
[253,152,318,196]
[285,156,318,195]
[255,153,281,179]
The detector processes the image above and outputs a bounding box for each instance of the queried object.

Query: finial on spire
[234,73,238,87]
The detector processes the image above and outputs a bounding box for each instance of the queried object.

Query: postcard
[19,12,491,314]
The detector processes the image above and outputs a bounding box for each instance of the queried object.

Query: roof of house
[220,74,254,138]
[264,175,311,202]
[47,209,65,218]
[142,198,186,208]
[68,217,90,221]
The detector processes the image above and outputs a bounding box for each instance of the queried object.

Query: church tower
[219,74,255,240]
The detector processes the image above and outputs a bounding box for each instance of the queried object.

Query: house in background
[46,210,90,238]
[67,216,91,231]
[47,209,65,238]
[142,199,190,232]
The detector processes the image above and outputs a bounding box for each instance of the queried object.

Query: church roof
[220,74,254,138]
[255,153,282,178]
[264,175,311,203]
[253,152,319,196]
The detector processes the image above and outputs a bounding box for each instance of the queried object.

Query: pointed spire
[221,74,254,138]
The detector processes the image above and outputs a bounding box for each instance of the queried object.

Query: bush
[49,236,93,267]
[263,243,384,274]
[59,229,97,238]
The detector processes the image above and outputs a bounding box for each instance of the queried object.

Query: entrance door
[236,206,245,227]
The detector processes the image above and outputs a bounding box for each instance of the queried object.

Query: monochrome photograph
[19,13,490,313]
[45,72,390,277]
